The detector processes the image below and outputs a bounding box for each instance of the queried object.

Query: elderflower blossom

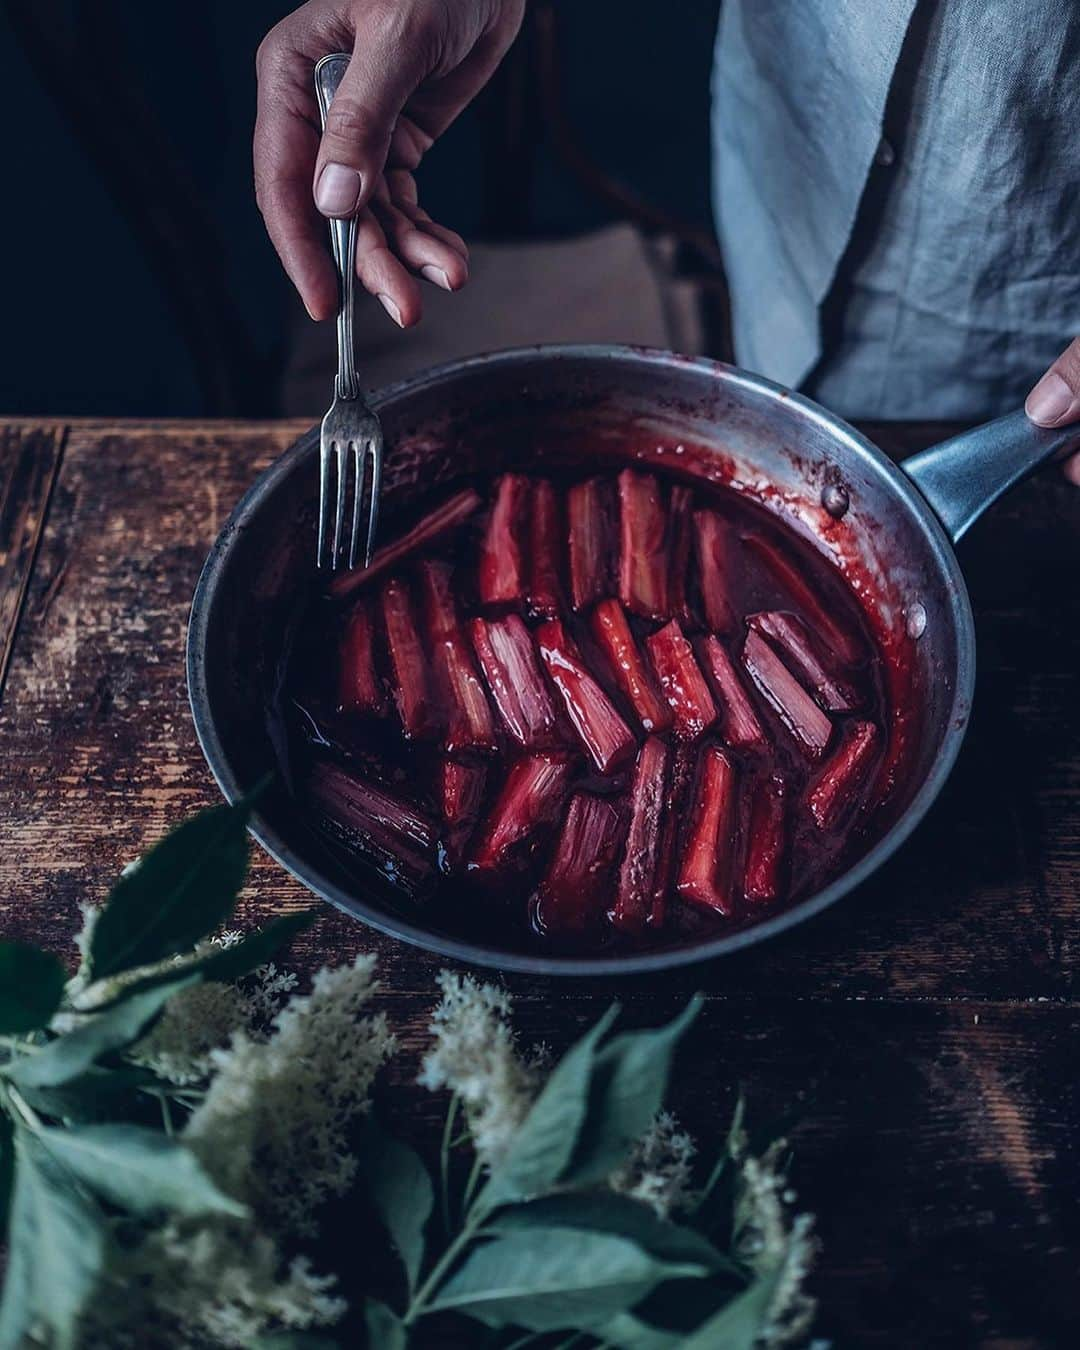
[611,1110,697,1217]
[418,970,543,1169]
[734,1138,819,1348]
[130,981,251,1085]
[184,953,394,1237]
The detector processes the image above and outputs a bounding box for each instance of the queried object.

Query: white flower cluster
[185,953,395,1236]
[610,1109,697,1217]
[417,970,544,1169]
[733,1136,819,1349]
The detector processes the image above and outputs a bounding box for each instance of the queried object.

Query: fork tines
[318,426,382,572]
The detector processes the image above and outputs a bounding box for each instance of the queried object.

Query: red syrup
[281,462,895,957]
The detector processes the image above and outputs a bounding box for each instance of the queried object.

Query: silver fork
[314,52,383,570]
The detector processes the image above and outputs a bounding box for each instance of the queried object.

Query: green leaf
[564,997,703,1186]
[596,1310,684,1350]
[0,943,67,1034]
[486,1192,739,1278]
[0,1129,109,1350]
[355,1116,433,1294]
[481,1004,619,1209]
[677,1268,780,1350]
[252,1334,342,1349]
[35,1123,245,1218]
[5,974,197,1090]
[364,1298,407,1350]
[89,800,252,979]
[427,1226,709,1331]
[16,1065,165,1124]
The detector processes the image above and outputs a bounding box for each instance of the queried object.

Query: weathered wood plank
[0,423,66,703]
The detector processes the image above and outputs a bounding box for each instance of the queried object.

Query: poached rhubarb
[749,611,860,712]
[567,477,614,611]
[645,619,717,741]
[807,719,879,830]
[469,753,573,874]
[676,745,737,916]
[649,742,695,929]
[743,774,787,904]
[612,736,670,934]
[308,760,438,898]
[742,628,832,760]
[698,635,767,750]
[478,473,529,608]
[693,509,738,635]
[618,469,669,620]
[381,577,438,740]
[526,479,564,618]
[590,598,672,734]
[439,757,487,828]
[667,484,696,627]
[339,599,385,715]
[469,614,560,749]
[744,533,862,666]
[329,488,482,601]
[536,792,626,936]
[536,618,636,774]
[418,561,497,754]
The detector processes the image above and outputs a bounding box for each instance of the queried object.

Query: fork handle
[314,54,360,401]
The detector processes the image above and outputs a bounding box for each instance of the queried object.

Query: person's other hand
[255,0,524,326]
[1025,339,1080,484]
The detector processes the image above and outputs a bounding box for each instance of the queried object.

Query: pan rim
[186,343,976,977]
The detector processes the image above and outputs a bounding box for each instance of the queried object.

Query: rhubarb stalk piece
[536,792,626,936]
[469,753,573,874]
[612,737,670,934]
[339,599,386,715]
[749,611,860,712]
[649,743,695,929]
[743,774,787,904]
[742,629,832,760]
[645,619,717,741]
[618,469,669,620]
[478,473,529,608]
[676,745,737,916]
[418,562,497,754]
[329,488,482,601]
[470,614,560,749]
[567,477,614,611]
[536,618,636,774]
[667,485,696,627]
[693,508,738,635]
[698,636,767,750]
[526,479,564,618]
[745,533,862,665]
[381,577,438,740]
[591,598,672,734]
[439,758,487,829]
[807,719,879,830]
[308,760,438,898]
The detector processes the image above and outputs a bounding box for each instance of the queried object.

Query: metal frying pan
[186,345,1077,975]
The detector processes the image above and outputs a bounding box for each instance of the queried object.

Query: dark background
[0,0,722,418]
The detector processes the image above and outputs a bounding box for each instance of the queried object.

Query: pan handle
[902,409,1080,543]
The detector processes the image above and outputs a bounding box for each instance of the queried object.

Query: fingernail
[315,162,361,215]
[377,293,403,327]
[1026,371,1074,425]
[420,264,451,291]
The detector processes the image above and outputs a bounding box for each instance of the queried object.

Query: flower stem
[404,1204,485,1327]
[440,1093,460,1236]
[461,1152,484,1220]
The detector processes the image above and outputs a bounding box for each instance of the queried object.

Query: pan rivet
[822,484,849,518]
[906,603,927,639]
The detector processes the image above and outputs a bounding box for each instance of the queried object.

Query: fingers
[254,31,339,320]
[1026,338,1080,427]
[353,207,423,328]
[374,178,469,292]
[313,11,434,219]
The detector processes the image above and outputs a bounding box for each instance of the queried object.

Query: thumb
[313,25,431,219]
[1025,337,1080,427]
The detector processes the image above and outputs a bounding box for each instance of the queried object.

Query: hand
[254,0,524,325]
[1025,339,1080,484]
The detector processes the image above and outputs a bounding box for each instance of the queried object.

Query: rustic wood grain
[0,417,1077,1348]
[0,423,65,703]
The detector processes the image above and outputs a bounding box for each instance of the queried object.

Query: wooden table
[1,418,1077,1348]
